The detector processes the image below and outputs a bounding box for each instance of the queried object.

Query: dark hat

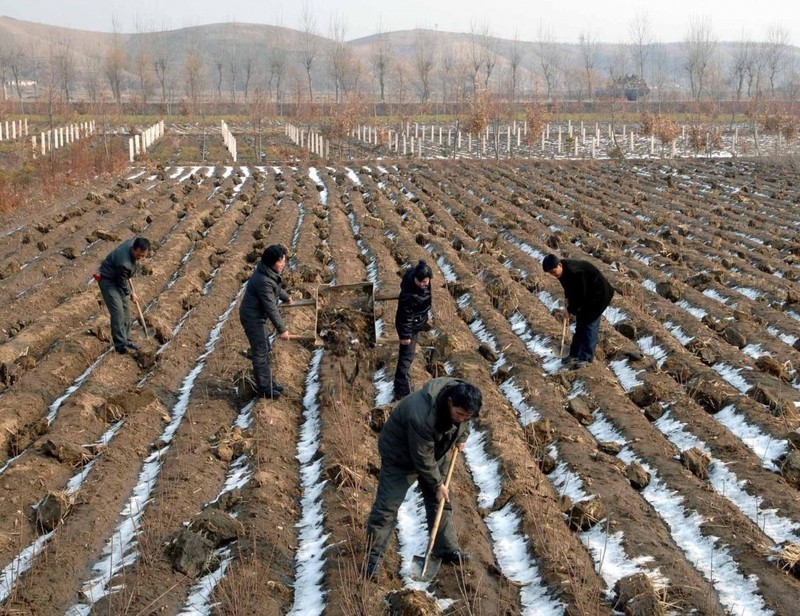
[542,253,560,272]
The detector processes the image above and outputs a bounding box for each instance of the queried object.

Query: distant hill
[1,16,798,103]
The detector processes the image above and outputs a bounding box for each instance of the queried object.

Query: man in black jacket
[542,254,614,368]
[239,244,292,399]
[97,237,150,354]
[393,260,433,400]
[366,378,481,578]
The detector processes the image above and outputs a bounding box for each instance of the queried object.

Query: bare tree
[133,16,153,108]
[7,43,27,112]
[329,13,352,103]
[683,16,717,101]
[481,23,497,89]
[628,11,651,88]
[55,35,77,104]
[225,27,240,103]
[764,23,789,98]
[508,31,523,104]
[468,18,486,93]
[300,0,317,102]
[242,55,255,103]
[214,60,224,103]
[369,24,391,104]
[85,49,103,106]
[184,42,204,114]
[438,43,456,114]
[730,33,753,103]
[153,32,172,112]
[537,24,560,101]
[579,29,598,103]
[268,29,287,113]
[104,35,126,107]
[413,28,436,104]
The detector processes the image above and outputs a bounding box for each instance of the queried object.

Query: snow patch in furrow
[664,321,694,345]
[509,312,562,374]
[713,363,751,394]
[344,167,361,185]
[66,292,242,614]
[714,406,787,472]
[676,300,707,320]
[637,335,668,367]
[654,411,800,544]
[609,359,644,392]
[591,411,774,615]
[308,167,328,206]
[287,348,328,616]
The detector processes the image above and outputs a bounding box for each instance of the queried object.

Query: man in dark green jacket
[97,237,150,354]
[366,378,482,577]
[239,244,292,399]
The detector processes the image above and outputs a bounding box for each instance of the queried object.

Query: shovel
[559,315,568,357]
[410,447,460,583]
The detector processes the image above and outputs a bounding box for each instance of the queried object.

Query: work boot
[561,355,577,366]
[271,382,285,392]
[127,341,140,351]
[434,550,471,565]
[115,346,128,355]
[257,389,282,400]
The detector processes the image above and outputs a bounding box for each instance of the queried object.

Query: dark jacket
[98,239,138,293]
[378,378,471,490]
[394,269,432,339]
[239,261,289,333]
[558,259,614,322]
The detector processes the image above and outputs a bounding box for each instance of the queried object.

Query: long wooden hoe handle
[421,447,460,574]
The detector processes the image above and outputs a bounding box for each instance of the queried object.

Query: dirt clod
[386,589,443,615]
[681,447,711,480]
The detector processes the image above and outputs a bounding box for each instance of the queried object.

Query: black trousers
[240,317,274,394]
[99,280,131,352]
[393,332,419,401]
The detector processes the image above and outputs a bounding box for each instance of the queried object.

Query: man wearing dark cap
[97,237,151,354]
[365,378,481,578]
[542,253,614,368]
[239,244,293,399]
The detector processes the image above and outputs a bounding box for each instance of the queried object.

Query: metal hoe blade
[410,554,442,583]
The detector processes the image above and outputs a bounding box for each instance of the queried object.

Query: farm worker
[365,378,481,578]
[393,260,433,401]
[97,237,151,354]
[239,244,293,399]
[542,253,615,368]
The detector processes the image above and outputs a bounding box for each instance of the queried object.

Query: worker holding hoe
[239,244,293,400]
[97,237,151,354]
[365,377,482,579]
[542,253,614,369]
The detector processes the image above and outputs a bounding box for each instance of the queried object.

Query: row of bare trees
[1,11,797,115]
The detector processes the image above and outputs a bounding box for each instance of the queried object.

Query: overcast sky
[1,0,795,44]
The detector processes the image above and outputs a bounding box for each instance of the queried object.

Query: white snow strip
[179,547,232,616]
[373,367,394,407]
[486,505,564,615]
[599,413,775,616]
[637,335,669,368]
[222,166,233,179]
[288,348,329,616]
[604,306,627,326]
[0,532,54,602]
[581,524,660,593]
[643,279,657,292]
[664,321,694,345]
[344,167,361,185]
[435,255,457,283]
[713,364,751,394]
[66,292,242,613]
[742,344,768,360]
[734,287,763,301]
[308,167,328,206]
[169,166,185,179]
[537,291,562,312]
[127,169,146,180]
[548,451,591,504]
[463,430,502,509]
[676,300,707,320]
[702,288,731,305]
[766,326,797,347]
[654,412,800,545]
[714,406,788,472]
[499,379,541,426]
[509,312,562,374]
[609,359,644,392]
